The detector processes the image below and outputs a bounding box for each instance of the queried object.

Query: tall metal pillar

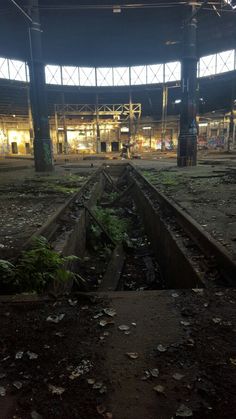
[95,94,100,153]
[161,84,168,152]
[28,0,54,171]
[27,86,34,153]
[177,4,198,167]
[61,93,68,154]
[129,90,133,144]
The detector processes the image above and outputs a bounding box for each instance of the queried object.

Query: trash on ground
[0,386,6,396]
[173,373,185,381]
[13,381,23,390]
[48,384,65,395]
[176,404,193,417]
[15,351,24,359]
[126,352,139,359]
[68,299,78,306]
[180,320,191,326]
[212,317,222,324]
[27,351,38,360]
[99,319,114,327]
[46,314,65,323]
[153,384,165,394]
[87,378,96,385]
[118,325,130,331]
[103,308,116,317]
[157,344,167,352]
[69,360,92,380]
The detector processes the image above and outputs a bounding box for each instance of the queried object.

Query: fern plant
[0,237,79,294]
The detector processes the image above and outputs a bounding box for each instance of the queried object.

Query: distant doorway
[11,142,18,154]
[58,143,63,154]
[25,143,31,154]
[101,142,107,152]
[111,142,119,152]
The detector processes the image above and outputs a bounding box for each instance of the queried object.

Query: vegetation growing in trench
[92,206,130,243]
[0,236,78,294]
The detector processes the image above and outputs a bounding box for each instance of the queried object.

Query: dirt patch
[0,296,112,419]
[0,171,86,260]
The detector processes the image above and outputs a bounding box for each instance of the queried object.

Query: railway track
[5,162,236,294]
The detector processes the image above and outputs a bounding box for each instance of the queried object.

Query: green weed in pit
[0,236,78,294]
[93,207,130,243]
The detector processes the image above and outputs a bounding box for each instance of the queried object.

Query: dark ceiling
[0,1,235,67]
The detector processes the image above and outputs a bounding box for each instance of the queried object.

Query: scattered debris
[94,312,103,319]
[192,289,204,294]
[93,381,107,393]
[176,404,193,417]
[141,368,159,380]
[153,384,165,395]
[212,317,222,324]
[131,322,137,327]
[27,351,38,360]
[171,292,179,298]
[0,386,6,396]
[46,314,65,323]
[54,331,64,337]
[173,373,185,381]
[126,352,139,359]
[48,384,65,395]
[13,381,23,390]
[118,325,130,331]
[103,308,116,317]
[68,299,78,306]
[69,360,92,380]
[150,368,160,378]
[157,344,167,352]
[99,319,114,327]
[87,378,96,385]
[15,351,24,359]
[180,320,191,327]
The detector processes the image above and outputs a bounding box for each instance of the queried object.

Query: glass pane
[9,59,27,82]
[62,66,79,85]
[96,67,113,86]
[199,54,216,77]
[165,61,181,82]
[45,65,62,84]
[79,67,96,86]
[216,50,235,74]
[0,57,9,79]
[113,67,130,86]
[131,66,147,85]
[147,64,164,84]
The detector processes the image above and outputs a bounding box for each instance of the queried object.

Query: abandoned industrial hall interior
[0,0,236,418]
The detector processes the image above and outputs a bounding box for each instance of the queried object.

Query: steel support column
[28,0,53,171]
[61,93,68,154]
[177,5,198,167]
[161,84,168,152]
[95,94,100,153]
